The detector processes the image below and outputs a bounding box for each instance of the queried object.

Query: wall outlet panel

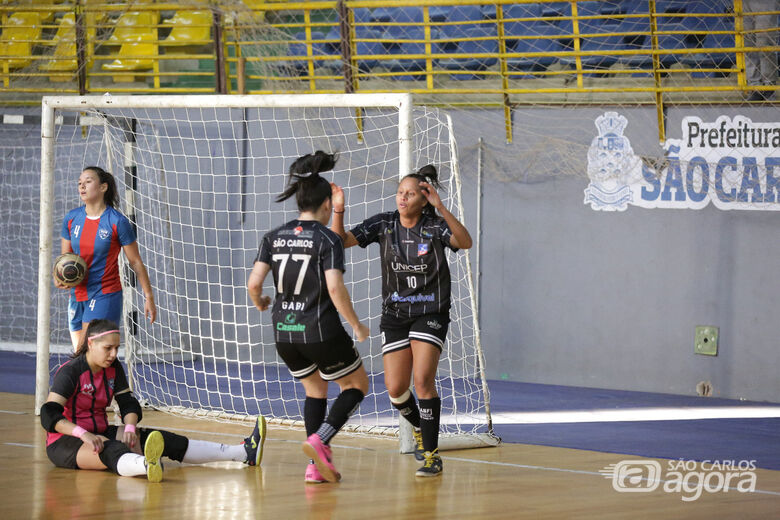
[695,326,719,356]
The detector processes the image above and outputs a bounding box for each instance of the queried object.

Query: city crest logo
[584,112,780,211]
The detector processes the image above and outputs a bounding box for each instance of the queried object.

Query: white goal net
[30,94,496,449]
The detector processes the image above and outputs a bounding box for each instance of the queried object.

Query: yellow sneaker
[144,430,164,483]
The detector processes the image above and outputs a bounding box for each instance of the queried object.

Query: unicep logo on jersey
[80,383,95,396]
[391,292,435,303]
[584,112,780,211]
[600,459,757,501]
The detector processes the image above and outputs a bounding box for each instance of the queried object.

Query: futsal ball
[53,253,87,288]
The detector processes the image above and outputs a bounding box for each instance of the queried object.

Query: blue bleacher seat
[278,31,324,76]
[433,5,485,39]
[541,2,570,19]
[321,25,384,74]
[686,1,733,34]
[506,23,564,76]
[480,4,497,20]
[560,17,625,72]
[619,1,651,46]
[621,24,700,71]
[437,26,498,80]
[538,2,574,48]
[683,33,736,77]
[370,6,423,29]
[383,26,427,80]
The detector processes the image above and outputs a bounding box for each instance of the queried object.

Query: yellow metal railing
[0,1,777,139]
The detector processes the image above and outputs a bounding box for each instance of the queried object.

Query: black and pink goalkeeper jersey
[46,355,130,446]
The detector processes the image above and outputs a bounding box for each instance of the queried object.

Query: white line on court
[487,406,780,424]
[4,443,34,448]
[358,406,780,427]
[0,409,26,415]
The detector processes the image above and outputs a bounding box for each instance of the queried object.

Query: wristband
[124,424,136,434]
[334,210,344,214]
[72,425,87,438]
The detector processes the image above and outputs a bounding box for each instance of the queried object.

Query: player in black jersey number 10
[248,151,370,484]
[332,164,473,478]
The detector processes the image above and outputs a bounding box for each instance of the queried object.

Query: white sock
[182,439,246,464]
[116,453,147,477]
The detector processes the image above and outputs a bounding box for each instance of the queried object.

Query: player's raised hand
[330,183,345,212]
[419,181,443,210]
[354,322,370,343]
[53,278,68,290]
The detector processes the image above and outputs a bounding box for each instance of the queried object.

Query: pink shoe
[302,433,341,483]
[305,462,326,483]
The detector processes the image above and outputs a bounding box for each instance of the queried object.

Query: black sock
[316,388,364,444]
[418,397,441,453]
[304,397,327,437]
[391,393,421,429]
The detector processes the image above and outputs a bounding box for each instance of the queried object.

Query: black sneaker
[415,450,443,477]
[412,428,425,461]
[244,415,267,466]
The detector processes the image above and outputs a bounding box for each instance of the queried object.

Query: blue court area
[3,350,778,470]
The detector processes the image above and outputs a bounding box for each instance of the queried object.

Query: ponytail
[83,166,119,208]
[275,151,337,212]
[72,319,120,358]
[402,164,443,217]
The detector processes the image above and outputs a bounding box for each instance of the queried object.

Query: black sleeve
[50,360,80,400]
[349,213,387,248]
[112,359,130,394]
[435,217,458,252]
[321,233,345,273]
[255,233,272,264]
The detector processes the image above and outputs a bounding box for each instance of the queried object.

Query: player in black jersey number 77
[332,164,473,478]
[248,151,370,484]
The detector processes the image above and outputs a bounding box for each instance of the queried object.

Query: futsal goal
[34,93,498,451]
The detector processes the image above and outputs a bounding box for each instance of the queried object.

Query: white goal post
[37,93,498,451]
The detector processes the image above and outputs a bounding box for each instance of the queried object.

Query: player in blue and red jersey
[56,166,157,349]
[41,320,267,482]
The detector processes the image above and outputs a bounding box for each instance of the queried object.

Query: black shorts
[45,426,189,469]
[276,328,363,381]
[380,312,450,355]
[46,425,121,469]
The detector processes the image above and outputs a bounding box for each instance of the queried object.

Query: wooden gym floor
[1,392,778,519]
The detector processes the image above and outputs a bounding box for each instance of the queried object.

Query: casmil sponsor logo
[277,312,306,332]
[277,323,306,332]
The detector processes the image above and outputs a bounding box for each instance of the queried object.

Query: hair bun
[289,150,337,178]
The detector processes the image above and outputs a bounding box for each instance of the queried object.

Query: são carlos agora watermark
[599,459,758,501]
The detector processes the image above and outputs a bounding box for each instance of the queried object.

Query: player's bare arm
[329,183,359,248]
[122,241,157,323]
[247,261,272,311]
[324,268,369,342]
[419,181,472,250]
